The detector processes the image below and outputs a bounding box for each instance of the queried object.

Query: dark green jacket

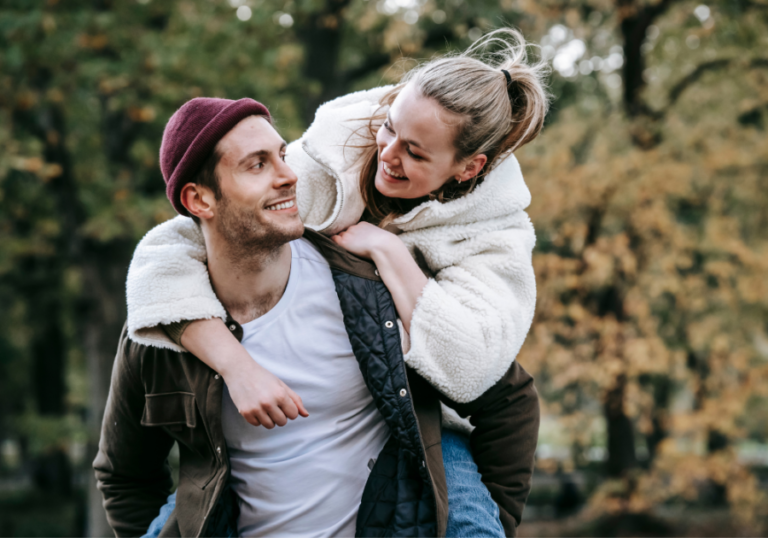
[94,229,539,537]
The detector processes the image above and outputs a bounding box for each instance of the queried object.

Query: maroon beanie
[160,97,270,215]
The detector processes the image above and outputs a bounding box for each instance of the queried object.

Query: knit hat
[160,97,270,215]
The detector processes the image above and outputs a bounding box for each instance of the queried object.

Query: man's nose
[275,157,298,187]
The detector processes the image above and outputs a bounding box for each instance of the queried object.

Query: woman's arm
[333,216,537,404]
[127,216,307,427]
[331,222,427,332]
[127,215,226,351]
[179,319,308,428]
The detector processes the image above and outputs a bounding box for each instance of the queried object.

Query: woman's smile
[381,161,408,182]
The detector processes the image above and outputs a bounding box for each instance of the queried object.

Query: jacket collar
[300,87,532,235]
[221,228,382,338]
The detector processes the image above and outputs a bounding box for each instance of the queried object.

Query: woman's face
[374,83,485,200]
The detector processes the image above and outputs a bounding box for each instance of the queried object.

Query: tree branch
[667,58,733,106]
[666,58,768,110]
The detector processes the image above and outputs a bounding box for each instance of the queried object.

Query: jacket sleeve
[404,212,537,404]
[443,360,540,537]
[93,326,176,537]
[126,215,226,351]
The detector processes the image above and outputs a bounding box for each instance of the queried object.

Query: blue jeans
[142,493,176,538]
[144,430,503,537]
[442,429,505,538]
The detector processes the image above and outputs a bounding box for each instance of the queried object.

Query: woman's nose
[380,139,399,164]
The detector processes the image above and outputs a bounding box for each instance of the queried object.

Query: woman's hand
[331,222,400,260]
[223,357,310,429]
[333,223,428,332]
[181,318,309,428]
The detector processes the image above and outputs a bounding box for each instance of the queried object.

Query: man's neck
[204,231,293,325]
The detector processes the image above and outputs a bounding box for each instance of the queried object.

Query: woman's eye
[407,148,422,160]
[384,121,395,134]
[280,154,287,162]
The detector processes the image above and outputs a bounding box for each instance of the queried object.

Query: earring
[455,175,462,183]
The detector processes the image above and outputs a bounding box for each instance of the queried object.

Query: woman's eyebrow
[387,112,429,153]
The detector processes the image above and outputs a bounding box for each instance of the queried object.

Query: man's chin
[259,214,305,247]
[216,203,304,254]
[282,217,305,241]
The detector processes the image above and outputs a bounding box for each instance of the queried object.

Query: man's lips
[264,198,297,211]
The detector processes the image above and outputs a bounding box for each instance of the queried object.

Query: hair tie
[501,69,512,86]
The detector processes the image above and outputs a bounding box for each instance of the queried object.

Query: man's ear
[458,154,488,182]
[180,183,216,220]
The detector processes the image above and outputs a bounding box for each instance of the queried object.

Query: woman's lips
[380,161,408,183]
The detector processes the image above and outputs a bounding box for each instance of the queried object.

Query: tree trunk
[29,278,67,416]
[646,376,670,462]
[80,244,132,537]
[604,374,637,477]
[296,0,352,125]
[616,0,676,117]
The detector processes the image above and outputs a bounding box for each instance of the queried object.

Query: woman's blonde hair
[356,28,550,226]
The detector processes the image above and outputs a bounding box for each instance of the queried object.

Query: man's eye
[280,154,287,162]
[251,162,265,170]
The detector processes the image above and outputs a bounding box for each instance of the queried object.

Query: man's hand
[179,318,309,428]
[222,355,309,428]
[331,222,400,260]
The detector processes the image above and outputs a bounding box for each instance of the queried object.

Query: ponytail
[354,28,550,225]
[407,27,550,171]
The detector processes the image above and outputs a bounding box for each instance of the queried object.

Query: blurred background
[1,0,767,536]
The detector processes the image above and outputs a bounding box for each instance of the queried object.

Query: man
[94,97,532,538]
[95,97,449,537]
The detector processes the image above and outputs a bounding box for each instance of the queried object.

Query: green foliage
[1,0,766,533]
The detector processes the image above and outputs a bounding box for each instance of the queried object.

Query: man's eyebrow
[386,112,427,152]
[237,142,287,167]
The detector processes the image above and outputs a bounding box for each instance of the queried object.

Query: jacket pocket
[141,392,197,428]
[142,392,217,489]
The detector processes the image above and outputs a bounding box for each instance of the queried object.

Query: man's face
[212,115,303,252]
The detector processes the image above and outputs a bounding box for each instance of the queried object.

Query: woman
[132,29,548,537]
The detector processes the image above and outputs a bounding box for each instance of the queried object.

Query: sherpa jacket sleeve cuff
[126,215,227,352]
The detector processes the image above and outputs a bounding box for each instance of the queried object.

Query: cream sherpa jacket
[127,86,536,404]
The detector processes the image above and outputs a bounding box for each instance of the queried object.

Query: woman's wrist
[180,318,254,376]
[370,234,408,266]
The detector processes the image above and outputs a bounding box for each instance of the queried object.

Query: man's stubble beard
[215,193,304,266]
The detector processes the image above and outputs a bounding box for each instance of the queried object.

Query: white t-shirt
[221,238,391,537]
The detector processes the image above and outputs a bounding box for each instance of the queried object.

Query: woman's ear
[458,154,488,182]
[180,183,216,221]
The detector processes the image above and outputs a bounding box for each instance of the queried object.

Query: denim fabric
[142,492,176,538]
[443,429,505,538]
[145,431,503,538]
[143,489,238,538]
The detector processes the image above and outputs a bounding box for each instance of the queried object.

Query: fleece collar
[300,86,531,234]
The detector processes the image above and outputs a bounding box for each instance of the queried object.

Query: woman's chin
[375,173,423,199]
[374,173,402,197]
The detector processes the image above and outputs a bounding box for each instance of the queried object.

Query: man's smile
[265,198,297,211]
